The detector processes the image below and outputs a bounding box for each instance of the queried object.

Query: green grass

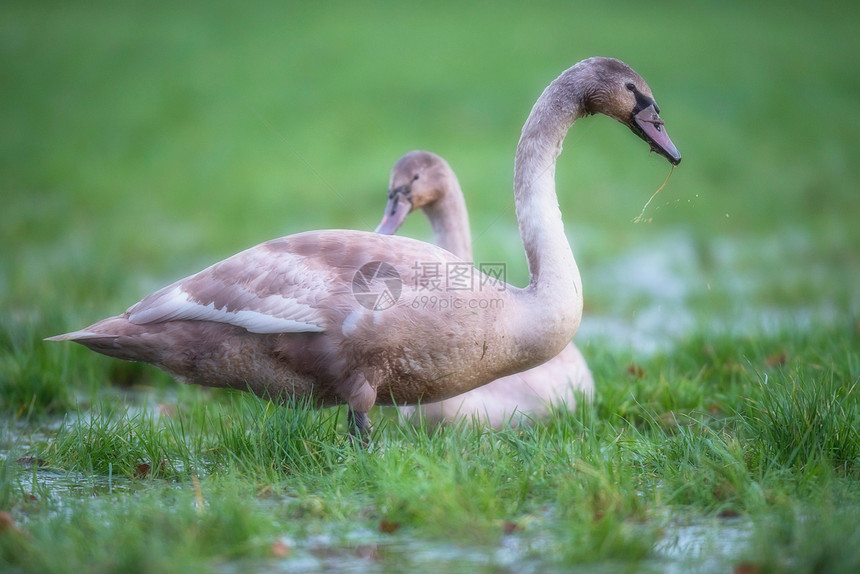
[3,328,858,572]
[2,0,860,572]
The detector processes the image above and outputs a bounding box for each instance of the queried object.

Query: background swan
[376,150,595,427]
[47,57,680,440]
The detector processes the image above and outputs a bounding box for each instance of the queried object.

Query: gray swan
[376,150,595,427]
[47,57,680,440]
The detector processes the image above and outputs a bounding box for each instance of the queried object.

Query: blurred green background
[1,0,858,373]
[2,5,858,568]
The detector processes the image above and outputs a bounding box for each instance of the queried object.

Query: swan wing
[126,237,333,334]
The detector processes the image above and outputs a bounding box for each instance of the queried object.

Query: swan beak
[374,191,413,235]
[632,105,682,165]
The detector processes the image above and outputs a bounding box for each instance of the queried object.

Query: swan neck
[423,176,473,261]
[513,73,584,293]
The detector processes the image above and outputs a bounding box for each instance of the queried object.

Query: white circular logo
[352,261,402,311]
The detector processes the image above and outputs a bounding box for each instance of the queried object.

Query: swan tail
[44,315,161,363]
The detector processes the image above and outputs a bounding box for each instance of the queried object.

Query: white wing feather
[127,243,330,334]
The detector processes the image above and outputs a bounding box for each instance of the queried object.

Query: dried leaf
[717,508,741,519]
[192,474,205,515]
[626,364,645,378]
[379,519,400,534]
[765,352,788,367]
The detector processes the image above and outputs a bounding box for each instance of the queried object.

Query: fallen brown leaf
[765,352,788,367]
[134,463,151,478]
[379,519,400,534]
[626,364,645,378]
[717,508,741,519]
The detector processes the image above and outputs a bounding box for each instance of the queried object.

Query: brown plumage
[376,150,594,427]
[47,57,680,439]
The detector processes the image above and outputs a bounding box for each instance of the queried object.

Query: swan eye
[413,174,420,181]
[626,82,636,92]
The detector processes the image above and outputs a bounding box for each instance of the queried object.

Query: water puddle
[653,517,752,573]
[576,228,852,354]
[14,467,146,498]
[214,516,753,573]
[219,529,543,574]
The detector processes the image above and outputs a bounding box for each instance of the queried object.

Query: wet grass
[3,327,859,572]
[3,0,860,572]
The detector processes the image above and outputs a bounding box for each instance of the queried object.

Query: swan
[47,57,681,440]
[376,150,595,427]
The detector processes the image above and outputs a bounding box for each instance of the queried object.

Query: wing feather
[124,229,471,335]
[127,240,330,333]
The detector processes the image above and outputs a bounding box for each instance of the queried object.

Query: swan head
[375,150,453,235]
[578,57,682,165]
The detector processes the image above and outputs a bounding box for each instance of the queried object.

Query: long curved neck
[421,175,473,261]
[512,68,586,332]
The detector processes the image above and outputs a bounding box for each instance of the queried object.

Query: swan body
[376,150,595,427]
[47,57,680,438]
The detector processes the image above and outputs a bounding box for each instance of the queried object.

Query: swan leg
[347,409,371,444]
[343,372,377,445]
